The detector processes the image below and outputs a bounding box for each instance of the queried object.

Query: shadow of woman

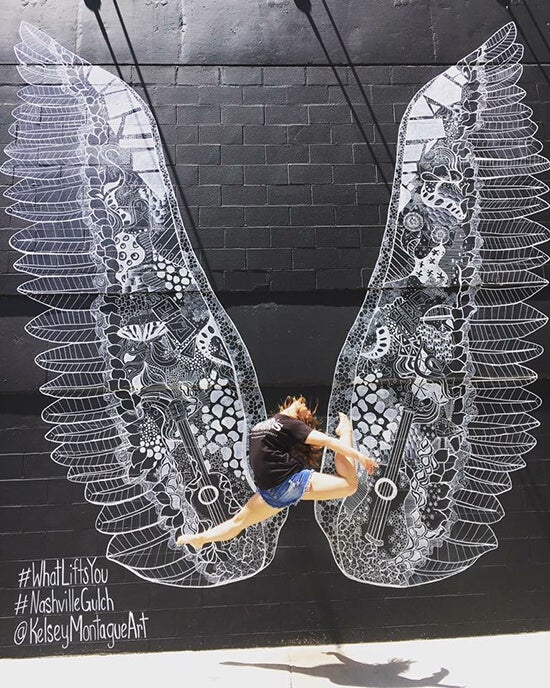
[222,651,465,688]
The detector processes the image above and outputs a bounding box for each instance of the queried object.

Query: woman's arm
[305,429,378,474]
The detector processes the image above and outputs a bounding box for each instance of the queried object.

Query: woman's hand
[359,456,379,475]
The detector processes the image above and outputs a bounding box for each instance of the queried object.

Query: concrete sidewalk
[2,630,548,687]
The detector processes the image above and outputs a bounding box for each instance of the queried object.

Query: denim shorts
[258,469,313,508]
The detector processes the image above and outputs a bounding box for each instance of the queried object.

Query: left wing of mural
[2,22,286,587]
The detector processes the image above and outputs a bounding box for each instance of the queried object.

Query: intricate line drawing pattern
[3,22,287,588]
[315,23,550,586]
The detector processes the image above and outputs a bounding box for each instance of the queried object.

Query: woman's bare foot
[335,412,352,438]
[176,532,205,551]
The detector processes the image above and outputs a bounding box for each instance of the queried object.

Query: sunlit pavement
[2,631,549,687]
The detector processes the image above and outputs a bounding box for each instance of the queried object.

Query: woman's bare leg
[177,493,281,551]
[334,411,357,481]
[302,412,359,501]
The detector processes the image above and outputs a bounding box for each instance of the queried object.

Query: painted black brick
[224,227,270,248]
[327,83,369,104]
[309,104,352,124]
[263,67,305,85]
[270,227,315,247]
[175,144,220,165]
[357,183,392,204]
[333,164,377,184]
[46,478,84,505]
[0,504,73,532]
[371,84,419,104]
[286,85,329,104]
[287,124,331,144]
[354,66,392,84]
[310,144,353,164]
[312,184,356,205]
[221,105,263,124]
[176,66,219,85]
[336,204,380,225]
[267,185,311,205]
[228,604,282,634]
[305,66,349,85]
[385,594,487,626]
[243,164,288,184]
[176,105,220,124]
[331,123,372,143]
[391,65,442,84]
[221,66,262,85]
[132,66,175,85]
[374,122,399,144]
[224,271,269,291]
[0,479,48,506]
[176,164,199,186]
[221,145,265,164]
[266,144,309,164]
[265,105,308,125]
[243,125,287,144]
[288,164,332,184]
[181,185,221,206]
[281,601,332,633]
[376,162,396,184]
[293,248,338,269]
[338,247,378,269]
[199,165,243,185]
[393,102,409,121]
[177,606,230,637]
[316,226,360,247]
[222,185,267,205]
[175,125,199,143]
[247,248,292,269]
[0,455,22,480]
[363,265,377,287]
[355,102,395,124]
[149,105,176,125]
[200,206,244,227]
[199,124,242,144]
[355,142,396,166]
[204,249,246,270]
[242,86,287,104]
[290,205,334,227]
[198,86,242,105]
[153,85,198,105]
[245,206,290,227]
[200,227,225,248]
[211,268,226,290]
[317,268,362,290]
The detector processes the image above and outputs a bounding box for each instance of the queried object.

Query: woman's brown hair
[277,395,322,468]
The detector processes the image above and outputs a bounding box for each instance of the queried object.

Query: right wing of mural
[3,22,287,587]
[316,23,550,586]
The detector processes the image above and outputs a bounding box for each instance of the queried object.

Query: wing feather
[316,22,549,586]
[3,22,284,587]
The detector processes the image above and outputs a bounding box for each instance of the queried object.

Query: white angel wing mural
[4,22,548,590]
[315,23,550,586]
[3,22,288,587]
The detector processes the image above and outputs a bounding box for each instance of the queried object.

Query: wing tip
[492,21,518,45]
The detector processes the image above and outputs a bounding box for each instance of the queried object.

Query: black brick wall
[1,0,549,659]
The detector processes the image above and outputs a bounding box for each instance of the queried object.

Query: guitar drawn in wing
[315,22,550,587]
[3,22,289,588]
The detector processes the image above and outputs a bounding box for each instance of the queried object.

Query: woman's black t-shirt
[249,413,313,489]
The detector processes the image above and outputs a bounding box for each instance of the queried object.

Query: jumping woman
[176,395,378,550]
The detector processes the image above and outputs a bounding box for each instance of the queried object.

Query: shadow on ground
[222,651,465,687]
